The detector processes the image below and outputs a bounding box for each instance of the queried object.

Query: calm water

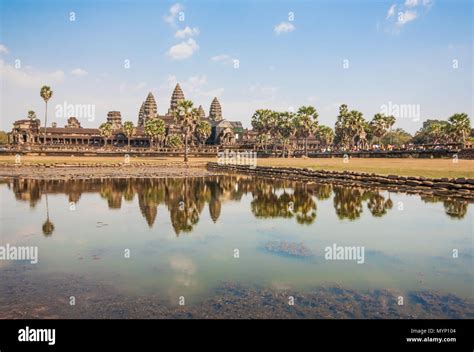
[0,176,472,318]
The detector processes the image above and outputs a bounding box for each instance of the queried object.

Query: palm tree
[448,113,471,144]
[335,104,351,150]
[174,100,199,162]
[27,110,37,121]
[276,112,296,157]
[99,122,113,148]
[195,120,211,147]
[144,118,166,149]
[42,194,55,236]
[251,109,274,152]
[370,113,387,146]
[316,125,334,149]
[296,106,319,156]
[40,86,53,145]
[123,121,135,149]
[347,110,367,149]
[167,133,183,149]
[384,115,396,145]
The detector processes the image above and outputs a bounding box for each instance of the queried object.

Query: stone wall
[207,162,474,202]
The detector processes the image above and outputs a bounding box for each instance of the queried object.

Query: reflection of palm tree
[42,194,54,236]
[367,192,392,217]
[333,186,364,220]
[443,199,468,219]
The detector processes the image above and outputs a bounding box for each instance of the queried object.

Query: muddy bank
[0,266,472,319]
[208,163,474,201]
[0,163,221,180]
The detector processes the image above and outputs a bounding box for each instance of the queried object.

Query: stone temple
[9,84,244,147]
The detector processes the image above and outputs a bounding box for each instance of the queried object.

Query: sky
[0,0,472,133]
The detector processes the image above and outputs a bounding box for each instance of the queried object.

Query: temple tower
[198,105,206,119]
[107,111,122,130]
[209,97,222,121]
[138,92,158,126]
[167,83,185,115]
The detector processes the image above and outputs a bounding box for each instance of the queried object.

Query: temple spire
[138,92,158,126]
[209,97,222,121]
[168,83,185,115]
[198,105,206,119]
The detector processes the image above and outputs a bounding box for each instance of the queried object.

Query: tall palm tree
[384,114,396,145]
[296,106,319,156]
[123,121,135,149]
[448,113,471,144]
[251,109,274,152]
[42,194,55,236]
[174,100,199,162]
[370,113,387,146]
[316,125,334,148]
[99,122,113,148]
[195,120,211,147]
[40,86,53,145]
[144,118,166,149]
[346,110,366,149]
[276,111,296,157]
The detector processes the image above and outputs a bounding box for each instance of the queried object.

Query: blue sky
[0,0,472,133]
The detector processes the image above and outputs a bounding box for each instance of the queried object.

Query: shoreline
[207,163,474,201]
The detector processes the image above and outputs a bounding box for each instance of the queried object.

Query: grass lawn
[0,155,473,179]
[256,158,474,179]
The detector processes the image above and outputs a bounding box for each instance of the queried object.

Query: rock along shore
[207,162,474,201]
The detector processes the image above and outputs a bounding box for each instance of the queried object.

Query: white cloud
[167,38,199,60]
[422,0,433,8]
[211,54,231,62]
[71,68,88,76]
[164,3,183,26]
[175,26,200,38]
[404,0,419,7]
[210,54,238,67]
[158,74,223,102]
[274,22,295,35]
[386,4,396,19]
[0,44,9,54]
[0,59,65,88]
[397,10,418,26]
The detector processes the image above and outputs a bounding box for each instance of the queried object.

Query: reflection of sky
[0,180,472,301]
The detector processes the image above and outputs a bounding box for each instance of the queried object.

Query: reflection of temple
[9,84,244,147]
[3,176,469,236]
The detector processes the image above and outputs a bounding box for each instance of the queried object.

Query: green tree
[167,133,183,149]
[381,128,412,147]
[448,113,471,144]
[40,86,53,144]
[99,122,113,147]
[370,113,388,145]
[27,110,37,121]
[295,106,319,156]
[195,120,211,146]
[123,121,136,149]
[316,125,334,148]
[174,100,200,162]
[251,109,274,152]
[334,104,351,150]
[144,118,166,149]
[276,112,296,157]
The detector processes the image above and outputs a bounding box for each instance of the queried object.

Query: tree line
[251,104,472,156]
